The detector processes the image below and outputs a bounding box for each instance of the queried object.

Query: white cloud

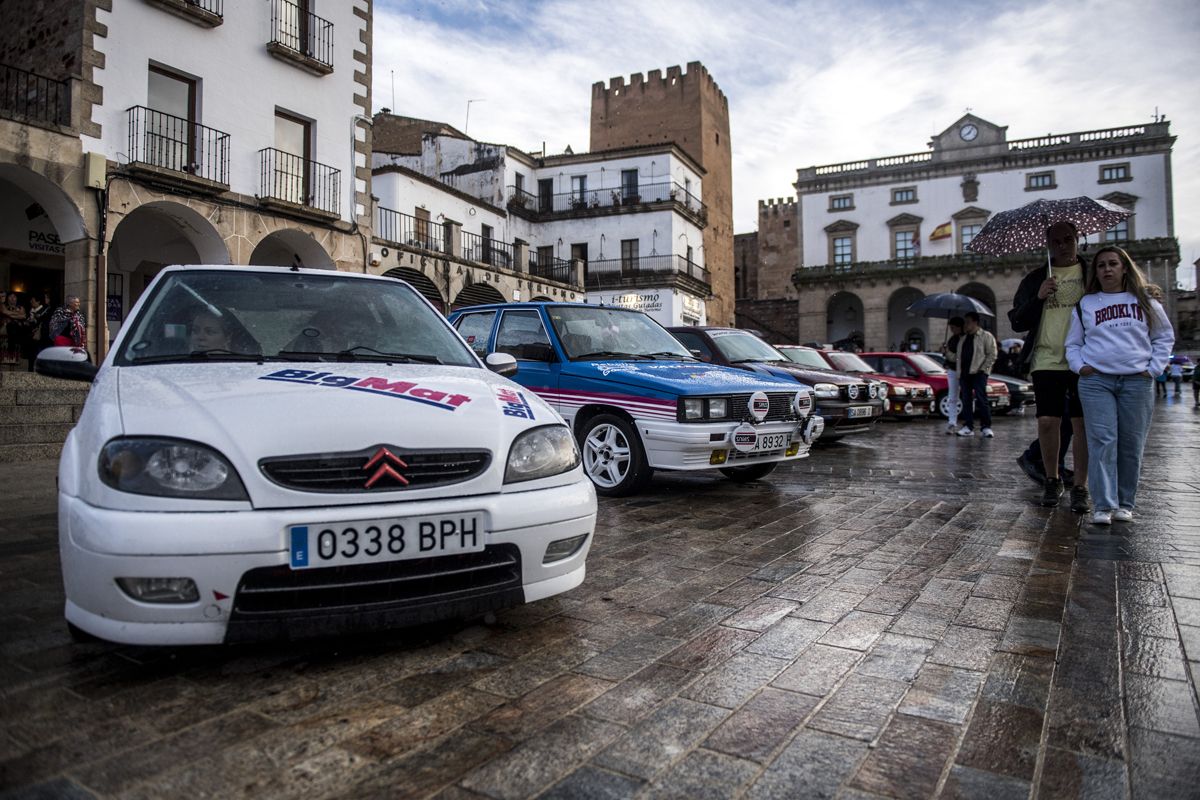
[373,0,1200,284]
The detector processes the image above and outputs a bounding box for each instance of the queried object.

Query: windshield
[778,346,831,369]
[709,331,788,363]
[113,270,477,367]
[907,353,946,374]
[547,305,692,360]
[826,352,875,372]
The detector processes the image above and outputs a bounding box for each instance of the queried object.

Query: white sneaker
[981,427,994,438]
[1092,510,1113,525]
[957,426,973,436]
[1113,508,1134,522]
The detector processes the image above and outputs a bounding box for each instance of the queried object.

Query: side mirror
[36,347,98,383]
[485,352,518,377]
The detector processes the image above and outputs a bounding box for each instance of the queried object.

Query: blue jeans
[959,372,991,429]
[1077,373,1154,511]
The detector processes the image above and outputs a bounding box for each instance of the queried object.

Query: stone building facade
[737,115,1180,351]
[0,0,372,359]
[590,62,734,325]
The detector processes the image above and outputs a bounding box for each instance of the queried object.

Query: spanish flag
[930,222,953,241]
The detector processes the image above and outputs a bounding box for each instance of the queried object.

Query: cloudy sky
[374,0,1200,286]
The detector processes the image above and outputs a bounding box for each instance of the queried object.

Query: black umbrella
[906,292,995,319]
[966,196,1134,276]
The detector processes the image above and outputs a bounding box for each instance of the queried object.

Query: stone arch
[0,165,85,309]
[250,229,335,270]
[108,201,229,317]
[384,267,445,312]
[887,286,927,352]
[0,164,87,244]
[452,282,506,311]
[826,291,864,347]
[957,282,998,332]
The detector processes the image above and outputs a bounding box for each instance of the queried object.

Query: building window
[620,169,639,202]
[1104,218,1130,242]
[832,236,853,267]
[894,230,917,262]
[273,109,312,204]
[959,222,983,252]
[514,173,525,193]
[146,65,198,173]
[570,242,588,265]
[829,194,854,211]
[891,187,917,204]
[1100,163,1131,183]
[620,238,639,271]
[1026,171,1055,190]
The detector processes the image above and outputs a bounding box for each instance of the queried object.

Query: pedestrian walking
[1169,361,1183,396]
[1009,221,1090,512]
[48,295,87,351]
[22,294,50,370]
[1066,245,1174,525]
[942,316,963,434]
[2,291,26,368]
[955,312,997,437]
[1155,366,1168,398]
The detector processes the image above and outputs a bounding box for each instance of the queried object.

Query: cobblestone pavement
[2,400,1198,799]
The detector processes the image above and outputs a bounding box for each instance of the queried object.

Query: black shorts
[1031,370,1083,418]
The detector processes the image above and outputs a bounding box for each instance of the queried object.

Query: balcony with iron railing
[145,0,223,26]
[585,254,710,293]
[258,148,340,218]
[267,0,334,75]
[376,209,446,254]
[461,230,516,270]
[0,63,70,129]
[126,105,229,191]
[507,180,707,225]
[529,252,575,285]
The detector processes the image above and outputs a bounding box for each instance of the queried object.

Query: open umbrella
[906,292,995,319]
[966,196,1134,277]
[1001,338,1024,350]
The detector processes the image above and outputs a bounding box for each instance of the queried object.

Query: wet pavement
[1,399,1198,799]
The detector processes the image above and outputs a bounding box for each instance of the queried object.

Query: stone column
[513,242,530,275]
[570,258,585,291]
[445,220,462,259]
[863,302,888,351]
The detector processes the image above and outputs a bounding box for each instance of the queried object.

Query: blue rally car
[447,303,823,496]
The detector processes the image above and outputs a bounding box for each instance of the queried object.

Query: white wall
[85,0,368,223]
[802,152,1170,266]
[373,171,507,236]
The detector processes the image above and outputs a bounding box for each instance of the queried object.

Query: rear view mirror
[36,347,98,383]
[485,352,518,377]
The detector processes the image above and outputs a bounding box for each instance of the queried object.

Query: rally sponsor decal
[731,422,758,453]
[532,387,677,421]
[748,391,770,422]
[260,369,472,411]
[495,386,536,419]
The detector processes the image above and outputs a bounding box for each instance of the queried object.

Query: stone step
[0,423,76,446]
[12,388,92,406]
[0,370,90,389]
[0,404,80,424]
[0,441,64,463]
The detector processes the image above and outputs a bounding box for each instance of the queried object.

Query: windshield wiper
[337,346,442,364]
[130,349,264,364]
[730,358,770,364]
[643,351,697,361]
[573,351,654,361]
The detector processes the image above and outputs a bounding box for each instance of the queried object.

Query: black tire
[579,413,652,497]
[719,462,779,483]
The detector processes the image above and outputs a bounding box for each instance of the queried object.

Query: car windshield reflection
[547,306,692,361]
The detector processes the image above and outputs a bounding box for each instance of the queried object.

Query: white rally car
[38,265,596,645]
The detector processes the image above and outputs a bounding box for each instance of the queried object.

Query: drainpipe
[351,114,373,272]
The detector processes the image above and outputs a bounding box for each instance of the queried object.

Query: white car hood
[104,363,556,508]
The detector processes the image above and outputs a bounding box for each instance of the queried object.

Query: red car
[859,352,1010,420]
[779,347,936,419]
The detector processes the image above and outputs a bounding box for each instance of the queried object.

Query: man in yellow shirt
[1008,222,1090,512]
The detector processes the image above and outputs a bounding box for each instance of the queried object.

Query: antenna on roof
[465,98,485,135]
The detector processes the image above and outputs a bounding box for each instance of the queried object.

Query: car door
[494,308,562,417]
[453,309,497,359]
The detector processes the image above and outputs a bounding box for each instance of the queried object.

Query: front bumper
[636,417,813,470]
[815,399,884,434]
[59,479,597,645]
[885,397,935,416]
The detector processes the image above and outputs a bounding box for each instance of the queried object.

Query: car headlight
[99,438,248,500]
[892,386,908,396]
[683,398,705,420]
[1020,384,1032,392]
[813,383,839,399]
[505,425,580,483]
[708,398,728,419]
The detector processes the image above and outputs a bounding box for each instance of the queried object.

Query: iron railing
[189,0,223,15]
[586,254,709,288]
[270,0,334,69]
[508,180,706,220]
[0,63,69,127]
[127,105,230,185]
[529,252,576,285]
[461,231,515,269]
[259,147,339,214]
[376,208,446,252]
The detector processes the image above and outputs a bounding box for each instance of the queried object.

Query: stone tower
[590,62,734,324]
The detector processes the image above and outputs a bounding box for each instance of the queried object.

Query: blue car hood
[560,360,799,398]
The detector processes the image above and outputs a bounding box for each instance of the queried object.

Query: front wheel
[936,392,963,420]
[719,462,779,483]
[580,414,652,497]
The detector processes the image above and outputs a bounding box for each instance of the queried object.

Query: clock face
[959,123,979,142]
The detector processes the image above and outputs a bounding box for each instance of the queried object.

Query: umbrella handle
[1046,248,1052,280]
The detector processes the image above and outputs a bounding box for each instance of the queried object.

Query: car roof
[450,301,637,314]
[157,264,405,285]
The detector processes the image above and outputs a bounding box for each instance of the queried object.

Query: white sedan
[39,265,596,645]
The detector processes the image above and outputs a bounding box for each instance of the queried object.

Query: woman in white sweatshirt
[1066,246,1175,525]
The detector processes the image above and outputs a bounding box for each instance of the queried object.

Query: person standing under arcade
[1009,221,1090,512]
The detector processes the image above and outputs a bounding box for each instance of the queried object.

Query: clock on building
[959,123,979,142]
